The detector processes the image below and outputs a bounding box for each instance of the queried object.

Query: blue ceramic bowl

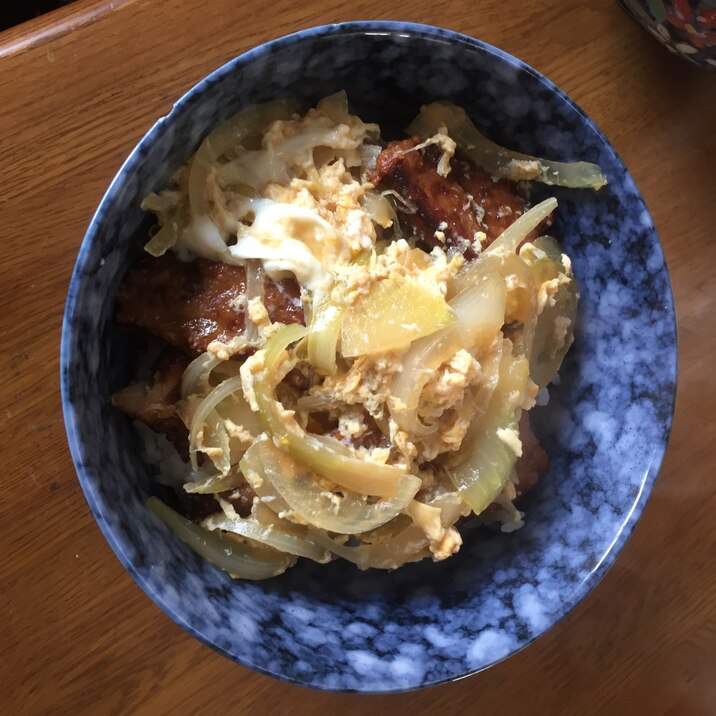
[61,22,677,692]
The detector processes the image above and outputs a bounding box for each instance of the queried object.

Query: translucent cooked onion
[255,325,412,497]
[183,471,244,494]
[341,278,455,358]
[203,511,331,563]
[243,260,265,346]
[310,491,468,569]
[181,352,221,398]
[141,191,179,214]
[147,496,295,580]
[468,339,504,423]
[262,322,308,366]
[218,391,263,438]
[240,445,292,516]
[447,341,531,514]
[362,191,396,229]
[381,189,418,215]
[522,236,579,387]
[204,409,231,476]
[453,252,539,358]
[295,394,339,412]
[211,360,243,382]
[448,270,507,349]
[240,439,420,534]
[389,268,506,437]
[316,90,351,125]
[316,90,380,145]
[141,191,184,256]
[259,401,413,497]
[502,254,539,357]
[307,299,344,374]
[188,375,254,472]
[359,143,382,174]
[407,102,607,189]
[221,123,369,189]
[188,98,299,219]
[484,198,558,256]
[144,219,181,257]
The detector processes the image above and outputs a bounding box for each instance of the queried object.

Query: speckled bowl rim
[60,21,677,693]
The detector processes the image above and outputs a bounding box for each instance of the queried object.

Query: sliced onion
[503,254,539,358]
[310,491,468,569]
[295,394,339,412]
[141,191,184,256]
[147,497,294,580]
[204,409,232,476]
[447,342,531,514]
[203,511,331,563]
[240,439,419,534]
[307,299,344,374]
[316,90,380,144]
[255,325,412,497]
[240,445,292,516]
[144,219,181,257]
[252,501,291,528]
[484,198,558,256]
[360,143,382,174]
[362,191,395,229]
[262,321,307,366]
[183,471,243,494]
[469,339,504,423]
[341,278,455,358]
[453,252,538,358]
[522,236,579,387]
[407,102,607,189]
[181,352,221,398]
[141,191,179,214]
[381,189,418,215]
[243,260,265,346]
[211,360,243,382]
[188,98,299,220]
[218,390,263,438]
[188,375,255,472]
[316,90,351,125]
[389,268,506,437]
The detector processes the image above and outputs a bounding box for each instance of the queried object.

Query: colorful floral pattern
[619,0,716,67]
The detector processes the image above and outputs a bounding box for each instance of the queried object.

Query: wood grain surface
[0,1,714,713]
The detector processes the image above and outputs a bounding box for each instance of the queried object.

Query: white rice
[134,419,206,488]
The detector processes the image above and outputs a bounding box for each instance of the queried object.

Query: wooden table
[1,1,714,713]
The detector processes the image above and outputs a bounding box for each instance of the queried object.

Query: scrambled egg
[146,95,579,571]
[309,352,402,422]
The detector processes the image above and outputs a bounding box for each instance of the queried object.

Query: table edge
[0,0,134,59]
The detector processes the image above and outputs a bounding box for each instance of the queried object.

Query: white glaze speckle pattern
[60,22,676,693]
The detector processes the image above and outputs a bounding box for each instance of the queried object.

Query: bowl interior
[61,22,676,693]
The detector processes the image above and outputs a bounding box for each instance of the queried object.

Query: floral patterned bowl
[619,0,716,68]
[61,22,677,692]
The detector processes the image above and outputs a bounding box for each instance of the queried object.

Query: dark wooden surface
[1,1,714,713]
[0,0,77,33]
